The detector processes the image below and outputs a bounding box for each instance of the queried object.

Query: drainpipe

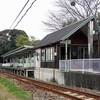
[50,42,56,82]
[53,44,57,82]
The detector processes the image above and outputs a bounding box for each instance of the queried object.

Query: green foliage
[0,76,32,99]
[0,29,40,63]
[15,34,31,47]
[0,29,28,56]
[29,36,40,46]
[15,35,40,47]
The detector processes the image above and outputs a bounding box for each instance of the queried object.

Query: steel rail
[0,72,82,99]
[0,71,100,99]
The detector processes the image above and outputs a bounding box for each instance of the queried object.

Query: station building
[1,16,100,85]
[1,45,35,77]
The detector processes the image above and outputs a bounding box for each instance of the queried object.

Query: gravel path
[33,90,67,100]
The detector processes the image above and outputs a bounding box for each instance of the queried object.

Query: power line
[13,0,37,29]
[9,0,30,29]
[7,0,36,41]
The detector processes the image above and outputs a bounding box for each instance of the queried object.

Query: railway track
[0,70,100,100]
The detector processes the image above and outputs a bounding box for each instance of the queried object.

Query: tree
[0,29,40,63]
[0,29,28,55]
[15,34,31,47]
[15,35,40,47]
[29,36,40,46]
[42,0,100,32]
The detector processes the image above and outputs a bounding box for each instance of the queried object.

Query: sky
[0,0,56,40]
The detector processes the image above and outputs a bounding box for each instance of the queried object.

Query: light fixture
[71,0,76,6]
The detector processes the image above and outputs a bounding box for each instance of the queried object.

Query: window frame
[41,47,54,62]
[41,49,46,61]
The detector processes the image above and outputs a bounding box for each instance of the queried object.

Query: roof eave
[1,45,34,58]
[61,16,98,41]
[34,40,61,49]
[1,48,28,58]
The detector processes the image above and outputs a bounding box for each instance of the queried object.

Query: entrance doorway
[60,46,71,60]
[78,47,88,59]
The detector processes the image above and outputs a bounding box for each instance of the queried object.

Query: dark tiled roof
[34,16,95,49]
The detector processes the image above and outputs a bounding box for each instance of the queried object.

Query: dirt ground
[0,83,20,100]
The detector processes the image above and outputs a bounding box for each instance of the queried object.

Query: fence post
[82,59,84,73]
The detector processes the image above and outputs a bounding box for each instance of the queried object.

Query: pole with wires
[9,0,30,29]
[13,0,37,29]
[7,0,37,41]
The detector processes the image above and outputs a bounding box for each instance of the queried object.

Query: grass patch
[0,76,32,100]
[60,84,66,86]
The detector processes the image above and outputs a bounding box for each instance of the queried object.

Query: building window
[24,59,26,63]
[28,58,30,63]
[41,49,45,61]
[78,47,88,59]
[18,59,20,63]
[41,47,54,62]
[51,47,54,61]
[46,48,51,61]
[41,47,54,61]
[46,47,54,61]
[31,58,34,63]
[20,59,23,63]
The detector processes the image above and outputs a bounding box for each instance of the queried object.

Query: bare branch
[42,0,100,32]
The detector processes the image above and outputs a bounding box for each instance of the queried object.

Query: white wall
[34,68,65,84]
[35,49,41,68]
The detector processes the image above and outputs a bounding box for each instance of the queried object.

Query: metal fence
[59,59,100,73]
[59,60,66,71]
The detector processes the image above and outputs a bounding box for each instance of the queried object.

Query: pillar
[22,55,24,67]
[65,39,68,70]
[24,71,26,76]
[29,53,31,67]
[88,21,93,58]
[26,70,28,77]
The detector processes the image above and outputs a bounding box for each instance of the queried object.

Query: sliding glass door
[78,47,88,59]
